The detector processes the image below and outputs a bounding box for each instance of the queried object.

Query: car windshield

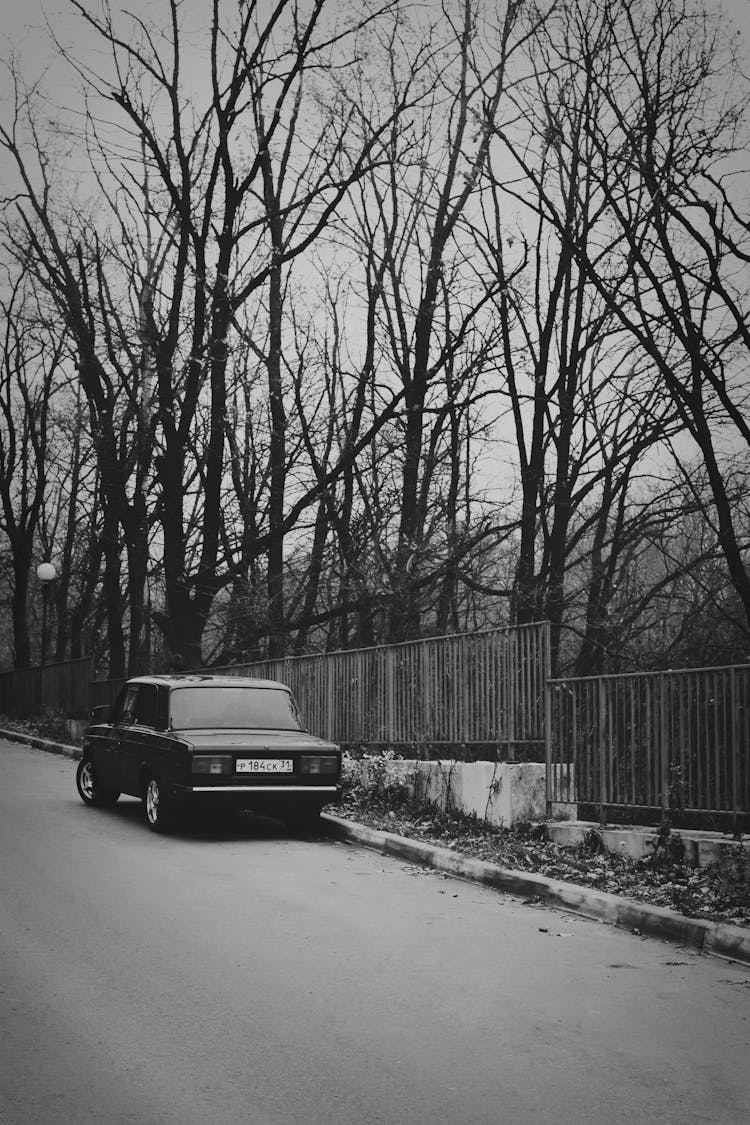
[168,686,304,731]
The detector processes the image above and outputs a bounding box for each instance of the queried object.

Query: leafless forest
[1,0,749,678]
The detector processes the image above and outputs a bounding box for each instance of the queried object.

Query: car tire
[76,756,120,808]
[142,774,175,833]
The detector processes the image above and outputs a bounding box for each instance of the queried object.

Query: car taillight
[191,755,233,776]
[299,755,338,775]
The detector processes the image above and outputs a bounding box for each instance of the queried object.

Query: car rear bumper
[188,784,341,795]
[169,783,342,812]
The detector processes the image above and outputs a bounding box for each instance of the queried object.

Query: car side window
[115,686,138,724]
[133,685,158,729]
[156,688,169,732]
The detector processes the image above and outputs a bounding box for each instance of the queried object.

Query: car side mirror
[91,704,112,723]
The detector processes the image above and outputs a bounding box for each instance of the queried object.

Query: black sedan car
[76,674,342,832]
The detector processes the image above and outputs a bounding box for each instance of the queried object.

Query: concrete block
[545,821,750,871]
[66,718,87,744]
[352,758,547,828]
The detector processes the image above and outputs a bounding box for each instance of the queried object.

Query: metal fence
[0,657,94,718]
[0,623,550,757]
[6,638,748,829]
[214,623,551,756]
[547,664,750,830]
[90,677,127,711]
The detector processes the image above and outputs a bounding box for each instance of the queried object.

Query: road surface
[1,739,749,1124]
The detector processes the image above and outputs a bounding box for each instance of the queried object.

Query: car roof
[126,674,290,691]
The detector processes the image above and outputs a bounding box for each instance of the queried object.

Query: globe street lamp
[37,561,57,668]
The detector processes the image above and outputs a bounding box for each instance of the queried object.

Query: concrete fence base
[547,821,750,873]
[351,758,578,828]
[350,759,748,871]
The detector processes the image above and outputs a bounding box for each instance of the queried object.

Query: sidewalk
[4,725,749,966]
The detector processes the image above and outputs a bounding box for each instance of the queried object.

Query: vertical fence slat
[598,677,607,825]
[660,672,669,818]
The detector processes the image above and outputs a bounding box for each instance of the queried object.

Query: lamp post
[37,561,57,669]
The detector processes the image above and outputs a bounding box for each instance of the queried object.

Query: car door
[94,683,137,791]
[119,684,161,797]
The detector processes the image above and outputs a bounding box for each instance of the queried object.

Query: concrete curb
[0,727,82,760]
[4,728,747,964]
[322,813,750,966]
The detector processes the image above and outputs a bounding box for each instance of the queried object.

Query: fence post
[544,623,552,817]
[326,658,335,742]
[420,640,430,748]
[598,677,608,827]
[660,672,670,821]
[731,666,739,836]
[507,631,516,762]
[386,646,396,747]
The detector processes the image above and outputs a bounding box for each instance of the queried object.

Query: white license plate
[236,758,294,774]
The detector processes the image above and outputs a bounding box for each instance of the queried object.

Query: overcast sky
[2,0,748,210]
[3,0,750,83]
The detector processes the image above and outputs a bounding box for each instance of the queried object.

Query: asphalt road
[1,740,749,1125]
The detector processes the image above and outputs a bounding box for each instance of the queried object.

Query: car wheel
[143,774,175,833]
[76,757,120,808]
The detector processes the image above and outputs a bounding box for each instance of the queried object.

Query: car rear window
[168,686,304,731]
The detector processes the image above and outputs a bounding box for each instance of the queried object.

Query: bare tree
[0,260,68,667]
[494,0,750,640]
[0,65,158,677]
[321,0,538,643]
[2,0,421,669]
[474,20,679,669]
[42,384,103,663]
[567,467,750,672]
